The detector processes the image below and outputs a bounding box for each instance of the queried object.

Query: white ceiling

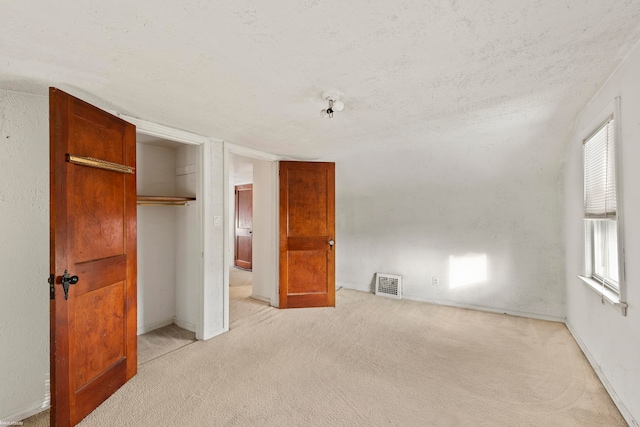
[2,1,640,197]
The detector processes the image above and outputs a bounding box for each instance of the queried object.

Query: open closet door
[50,88,137,426]
[279,161,335,308]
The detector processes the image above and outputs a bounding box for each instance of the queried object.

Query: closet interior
[136,134,201,339]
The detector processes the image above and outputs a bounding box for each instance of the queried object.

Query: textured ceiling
[2,1,640,196]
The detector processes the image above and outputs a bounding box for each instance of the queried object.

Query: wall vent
[375,273,402,299]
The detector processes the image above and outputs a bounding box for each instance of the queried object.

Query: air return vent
[375,273,402,300]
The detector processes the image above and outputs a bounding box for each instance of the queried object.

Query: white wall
[136,143,177,196]
[203,139,225,337]
[251,158,276,304]
[176,144,198,198]
[175,144,199,330]
[564,40,640,425]
[137,143,177,333]
[0,90,50,421]
[335,174,565,320]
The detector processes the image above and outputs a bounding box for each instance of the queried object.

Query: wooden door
[50,88,137,426]
[279,161,335,308]
[234,184,253,270]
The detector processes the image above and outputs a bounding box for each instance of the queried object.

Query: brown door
[234,184,253,270]
[279,161,335,308]
[50,88,137,426]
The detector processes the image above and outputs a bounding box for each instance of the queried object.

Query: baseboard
[339,283,565,322]
[402,293,565,322]
[173,316,196,333]
[3,401,49,423]
[202,327,227,341]
[250,294,271,304]
[137,318,174,335]
[339,282,373,293]
[565,321,638,427]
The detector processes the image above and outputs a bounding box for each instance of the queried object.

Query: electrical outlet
[431,277,439,286]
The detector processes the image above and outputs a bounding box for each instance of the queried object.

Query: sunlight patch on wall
[449,253,487,289]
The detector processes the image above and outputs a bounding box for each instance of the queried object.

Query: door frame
[223,142,282,330]
[115,114,217,340]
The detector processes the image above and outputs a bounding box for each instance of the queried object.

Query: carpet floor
[138,323,196,365]
[229,267,252,287]
[23,287,624,426]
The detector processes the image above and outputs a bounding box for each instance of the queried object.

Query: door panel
[234,184,253,270]
[74,282,125,387]
[279,161,335,308]
[50,88,137,426]
[286,169,328,236]
[288,251,328,293]
[73,168,125,262]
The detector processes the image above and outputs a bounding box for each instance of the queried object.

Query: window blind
[584,117,616,218]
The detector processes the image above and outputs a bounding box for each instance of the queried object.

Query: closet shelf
[137,195,196,206]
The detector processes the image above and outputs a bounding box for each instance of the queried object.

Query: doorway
[228,153,255,309]
[225,148,279,328]
[135,133,199,364]
[229,153,254,318]
[118,113,219,341]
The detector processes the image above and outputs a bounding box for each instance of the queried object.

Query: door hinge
[48,274,55,300]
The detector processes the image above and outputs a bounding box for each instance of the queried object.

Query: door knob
[61,269,79,300]
[329,238,335,250]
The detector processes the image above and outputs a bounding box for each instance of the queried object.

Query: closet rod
[136,195,196,206]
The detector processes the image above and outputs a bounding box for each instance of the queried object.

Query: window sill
[578,275,628,316]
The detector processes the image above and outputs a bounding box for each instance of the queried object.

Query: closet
[136,134,201,335]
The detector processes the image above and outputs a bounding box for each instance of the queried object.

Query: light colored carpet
[229,266,252,287]
[23,287,624,426]
[138,323,196,365]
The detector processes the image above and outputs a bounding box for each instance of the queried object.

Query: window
[579,107,626,314]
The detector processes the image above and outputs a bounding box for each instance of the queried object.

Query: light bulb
[321,109,329,118]
[332,100,344,112]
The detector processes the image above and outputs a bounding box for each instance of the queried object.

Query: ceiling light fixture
[321,90,344,119]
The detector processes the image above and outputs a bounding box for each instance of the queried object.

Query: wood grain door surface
[234,184,253,270]
[50,88,137,426]
[279,161,335,308]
